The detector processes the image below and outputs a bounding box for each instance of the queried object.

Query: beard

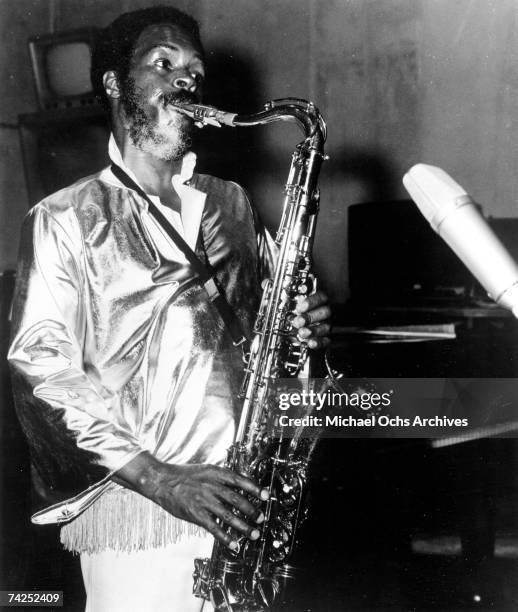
[119,77,196,162]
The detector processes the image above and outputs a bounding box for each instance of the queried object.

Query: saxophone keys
[298,272,316,296]
[297,256,308,270]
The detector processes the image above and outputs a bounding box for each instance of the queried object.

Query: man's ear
[102,71,120,100]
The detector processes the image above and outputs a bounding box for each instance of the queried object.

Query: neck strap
[110,163,248,348]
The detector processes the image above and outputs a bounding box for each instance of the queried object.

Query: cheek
[135,88,163,122]
[131,71,165,101]
[154,108,190,135]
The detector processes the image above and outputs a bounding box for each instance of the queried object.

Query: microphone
[402,164,518,317]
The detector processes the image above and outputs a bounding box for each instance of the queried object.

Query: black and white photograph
[1,1,518,610]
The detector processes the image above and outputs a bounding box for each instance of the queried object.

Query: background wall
[2,0,518,301]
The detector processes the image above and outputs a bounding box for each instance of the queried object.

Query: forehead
[132,23,203,58]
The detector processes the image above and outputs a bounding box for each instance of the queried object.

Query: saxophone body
[173,98,327,611]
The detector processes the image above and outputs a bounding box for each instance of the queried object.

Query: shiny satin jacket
[8,155,275,518]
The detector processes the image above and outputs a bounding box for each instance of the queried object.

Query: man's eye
[155,59,171,70]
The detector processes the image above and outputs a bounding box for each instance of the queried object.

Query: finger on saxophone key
[250,529,261,540]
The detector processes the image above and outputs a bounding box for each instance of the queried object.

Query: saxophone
[172,98,327,611]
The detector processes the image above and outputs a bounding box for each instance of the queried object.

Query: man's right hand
[113,452,268,549]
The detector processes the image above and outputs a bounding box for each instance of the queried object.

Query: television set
[28,28,99,110]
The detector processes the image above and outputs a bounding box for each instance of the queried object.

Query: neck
[112,122,183,200]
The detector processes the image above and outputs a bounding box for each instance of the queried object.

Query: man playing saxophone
[8,6,330,611]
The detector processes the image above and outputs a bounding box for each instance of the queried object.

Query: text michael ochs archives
[270,383,475,438]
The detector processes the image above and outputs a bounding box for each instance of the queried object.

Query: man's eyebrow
[144,43,204,61]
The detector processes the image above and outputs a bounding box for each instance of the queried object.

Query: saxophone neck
[234,98,327,145]
[169,98,327,145]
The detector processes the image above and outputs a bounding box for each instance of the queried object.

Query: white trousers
[80,535,214,612]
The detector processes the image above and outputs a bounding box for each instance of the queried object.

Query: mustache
[160,90,200,108]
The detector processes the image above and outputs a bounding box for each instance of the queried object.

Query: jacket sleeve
[8,205,144,491]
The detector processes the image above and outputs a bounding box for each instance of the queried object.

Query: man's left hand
[291,290,331,349]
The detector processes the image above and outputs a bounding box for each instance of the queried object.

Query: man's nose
[172,72,197,92]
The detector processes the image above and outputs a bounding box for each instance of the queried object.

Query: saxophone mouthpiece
[168,102,237,128]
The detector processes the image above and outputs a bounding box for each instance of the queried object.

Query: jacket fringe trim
[60,487,207,554]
